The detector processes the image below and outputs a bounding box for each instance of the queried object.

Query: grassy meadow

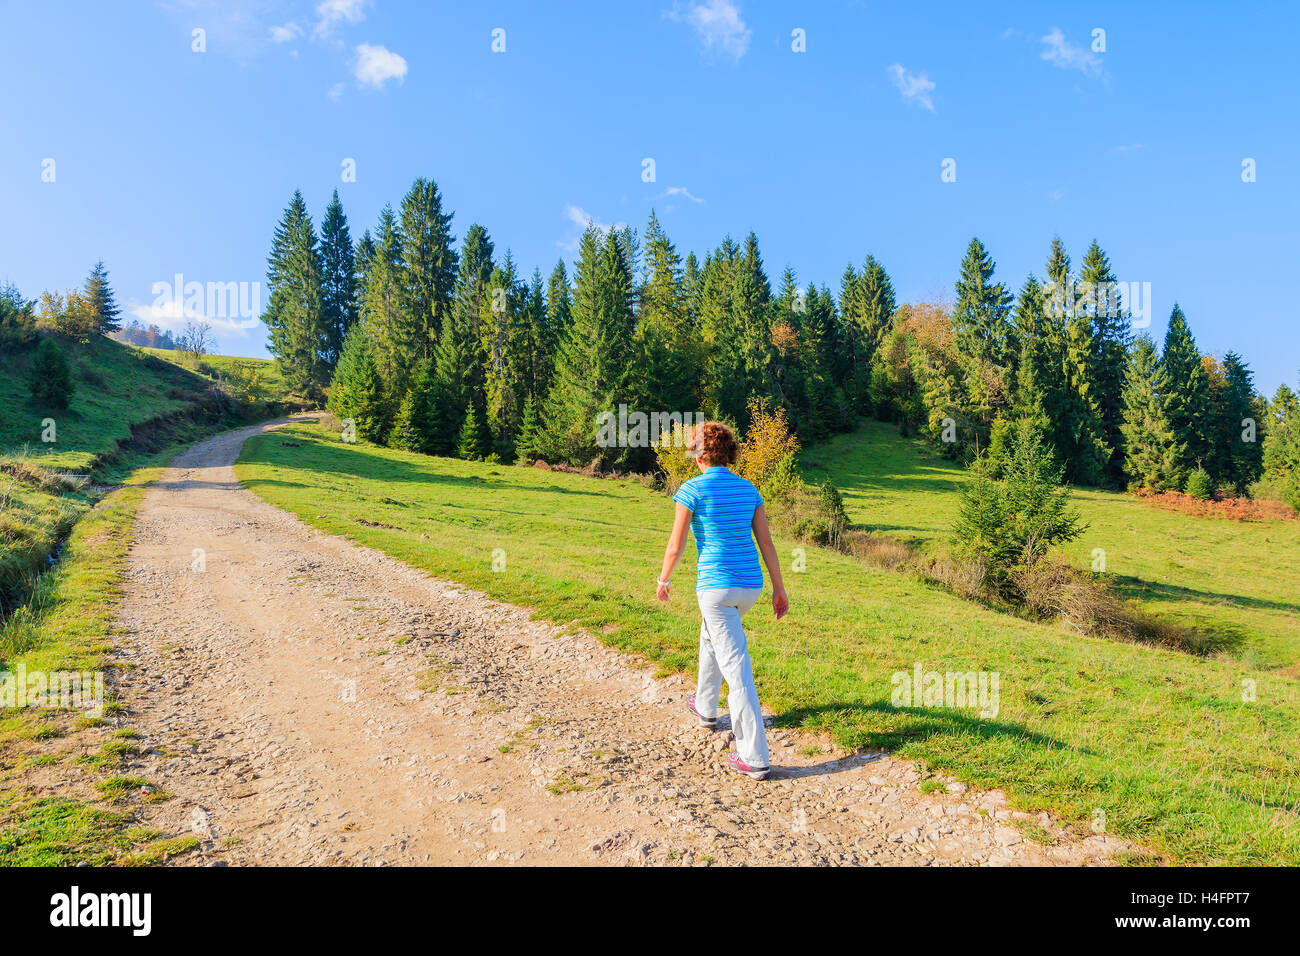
[236,419,1300,865]
[803,420,1300,673]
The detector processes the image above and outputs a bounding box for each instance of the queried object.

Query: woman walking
[656,421,789,780]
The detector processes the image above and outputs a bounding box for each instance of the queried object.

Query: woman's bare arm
[751,505,789,619]
[656,503,693,602]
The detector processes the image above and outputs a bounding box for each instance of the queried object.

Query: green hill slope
[0,335,287,612]
[803,420,1300,672]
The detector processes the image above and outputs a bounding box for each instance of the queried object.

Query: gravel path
[112,418,1126,866]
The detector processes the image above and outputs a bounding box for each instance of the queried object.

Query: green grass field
[236,420,1300,864]
[803,420,1300,673]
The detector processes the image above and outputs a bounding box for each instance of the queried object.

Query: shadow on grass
[252,436,615,499]
[807,472,964,497]
[237,477,665,541]
[773,700,1084,757]
[1114,575,1300,617]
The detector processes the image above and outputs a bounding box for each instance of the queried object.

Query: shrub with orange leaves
[736,397,800,489]
[653,420,700,495]
[770,321,799,358]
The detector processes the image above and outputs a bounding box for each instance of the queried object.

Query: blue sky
[2,0,1297,393]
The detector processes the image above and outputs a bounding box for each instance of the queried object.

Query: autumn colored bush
[1133,487,1295,522]
[735,397,800,489]
[653,421,700,495]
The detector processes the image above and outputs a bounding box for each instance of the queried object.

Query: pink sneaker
[728,752,770,780]
[686,693,716,729]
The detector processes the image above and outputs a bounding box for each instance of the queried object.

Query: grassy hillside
[137,347,295,408]
[1,335,218,473]
[237,420,1300,865]
[0,335,288,613]
[803,420,1300,673]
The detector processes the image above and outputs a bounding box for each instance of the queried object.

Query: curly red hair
[688,421,738,466]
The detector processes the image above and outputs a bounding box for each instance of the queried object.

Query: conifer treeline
[261,179,1285,494]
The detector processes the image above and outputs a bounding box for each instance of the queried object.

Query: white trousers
[695,587,769,768]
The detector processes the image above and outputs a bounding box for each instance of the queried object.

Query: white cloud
[128,300,257,336]
[656,186,705,204]
[354,43,407,89]
[314,0,368,38]
[558,206,627,251]
[269,23,301,44]
[1040,28,1104,77]
[671,0,751,60]
[328,82,345,101]
[887,64,936,112]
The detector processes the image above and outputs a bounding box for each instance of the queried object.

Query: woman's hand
[772,586,789,620]
[658,504,691,605]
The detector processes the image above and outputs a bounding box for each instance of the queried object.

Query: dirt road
[111,419,1124,866]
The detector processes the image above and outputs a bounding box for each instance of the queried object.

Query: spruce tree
[697,239,743,416]
[797,284,839,439]
[682,251,701,317]
[544,226,634,465]
[727,232,775,428]
[1261,383,1300,510]
[834,263,867,414]
[547,259,572,339]
[952,238,1014,444]
[83,260,122,334]
[953,238,1013,369]
[953,416,1085,589]
[388,358,437,453]
[514,394,545,464]
[1201,355,1232,484]
[263,190,326,395]
[29,337,75,409]
[319,190,358,370]
[354,230,376,316]
[1079,241,1131,482]
[522,269,551,405]
[398,177,457,363]
[432,223,494,453]
[858,256,897,358]
[1220,352,1263,491]
[480,251,527,460]
[635,210,697,424]
[1119,335,1182,490]
[1043,238,1109,485]
[327,323,388,442]
[361,206,409,393]
[1157,304,1211,482]
[456,398,491,460]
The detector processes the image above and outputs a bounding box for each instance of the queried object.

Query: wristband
[656,578,670,587]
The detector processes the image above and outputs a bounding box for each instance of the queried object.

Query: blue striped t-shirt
[672,466,764,591]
